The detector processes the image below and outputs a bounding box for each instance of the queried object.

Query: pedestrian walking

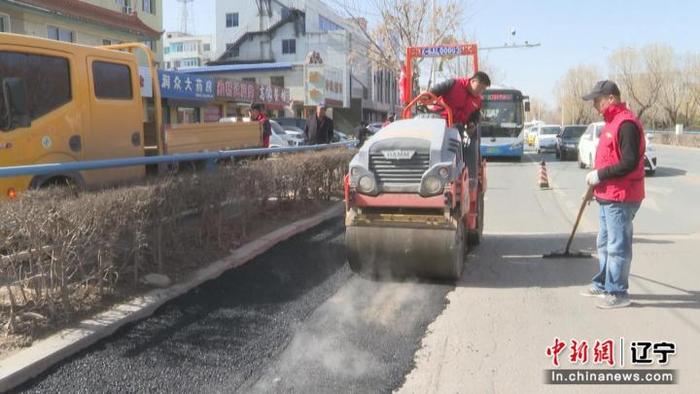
[304,104,334,144]
[353,121,371,147]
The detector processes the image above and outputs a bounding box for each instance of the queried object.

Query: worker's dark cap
[582,80,621,100]
[250,102,265,111]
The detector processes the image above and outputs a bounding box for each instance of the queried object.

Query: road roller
[344,91,486,280]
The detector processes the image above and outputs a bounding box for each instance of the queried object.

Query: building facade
[211,0,399,131]
[163,32,213,70]
[0,0,163,61]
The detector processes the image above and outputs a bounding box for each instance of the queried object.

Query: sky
[163,0,700,106]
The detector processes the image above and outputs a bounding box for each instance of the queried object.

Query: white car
[578,121,657,175]
[282,125,305,140]
[534,124,562,153]
[269,120,304,147]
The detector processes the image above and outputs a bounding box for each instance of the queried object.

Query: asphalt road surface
[16,143,700,393]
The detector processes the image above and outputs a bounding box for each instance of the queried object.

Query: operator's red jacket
[429,78,482,126]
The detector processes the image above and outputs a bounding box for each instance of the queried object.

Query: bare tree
[554,64,601,125]
[608,44,667,119]
[528,97,559,124]
[330,0,465,75]
[683,54,700,127]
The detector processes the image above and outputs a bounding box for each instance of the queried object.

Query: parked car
[367,122,383,134]
[273,117,307,130]
[332,130,357,145]
[534,124,562,153]
[282,125,305,141]
[578,121,657,175]
[269,120,304,147]
[556,125,587,160]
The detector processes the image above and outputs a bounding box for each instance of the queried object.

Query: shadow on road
[458,232,597,289]
[652,166,687,177]
[629,274,700,310]
[633,237,675,244]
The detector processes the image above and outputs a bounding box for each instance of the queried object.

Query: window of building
[270,76,284,88]
[203,43,211,52]
[319,15,342,32]
[164,46,170,54]
[281,7,291,19]
[226,13,239,28]
[116,0,132,13]
[142,0,155,15]
[92,61,133,99]
[172,42,183,52]
[144,40,157,51]
[226,44,239,57]
[0,51,72,123]
[102,39,112,45]
[0,13,10,33]
[47,26,75,42]
[282,39,296,54]
[242,77,256,84]
[181,58,200,68]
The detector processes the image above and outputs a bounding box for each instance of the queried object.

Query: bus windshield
[481,101,522,125]
[481,97,523,138]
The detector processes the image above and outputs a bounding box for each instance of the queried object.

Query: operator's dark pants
[456,124,480,185]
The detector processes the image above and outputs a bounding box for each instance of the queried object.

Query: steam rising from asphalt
[251,275,436,392]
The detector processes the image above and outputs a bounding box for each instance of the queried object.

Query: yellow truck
[0,33,262,199]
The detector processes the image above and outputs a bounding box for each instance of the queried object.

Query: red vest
[593,103,646,202]
[440,78,482,125]
[256,113,270,147]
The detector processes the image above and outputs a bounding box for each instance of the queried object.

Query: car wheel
[646,169,656,176]
[578,154,585,169]
[555,149,560,159]
[588,154,593,169]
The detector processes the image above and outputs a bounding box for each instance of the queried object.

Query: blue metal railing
[0,142,356,178]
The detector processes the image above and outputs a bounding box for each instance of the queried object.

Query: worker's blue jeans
[592,201,641,296]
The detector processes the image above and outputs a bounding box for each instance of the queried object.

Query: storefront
[158,70,216,126]
[214,77,291,119]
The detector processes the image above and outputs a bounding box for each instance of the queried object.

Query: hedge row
[0,149,353,339]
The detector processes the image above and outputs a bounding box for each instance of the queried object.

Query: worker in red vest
[580,80,646,309]
[430,71,491,182]
[250,103,272,148]
[430,71,491,139]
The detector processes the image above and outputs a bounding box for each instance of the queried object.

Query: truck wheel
[468,193,484,246]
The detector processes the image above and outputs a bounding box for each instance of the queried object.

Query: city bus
[479,88,529,160]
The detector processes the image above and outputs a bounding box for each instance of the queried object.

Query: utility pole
[177,0,194,34]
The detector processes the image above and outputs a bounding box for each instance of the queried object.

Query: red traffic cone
[538,160,550,189]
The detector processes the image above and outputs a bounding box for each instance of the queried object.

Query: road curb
[0,203,344,392]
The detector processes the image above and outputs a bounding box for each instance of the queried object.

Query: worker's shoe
[579,287,606,298]
[596,294,632,309]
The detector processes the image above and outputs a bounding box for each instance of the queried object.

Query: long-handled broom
[543,186,594,258]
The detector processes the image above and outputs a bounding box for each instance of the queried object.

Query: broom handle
[564,186,594,253]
